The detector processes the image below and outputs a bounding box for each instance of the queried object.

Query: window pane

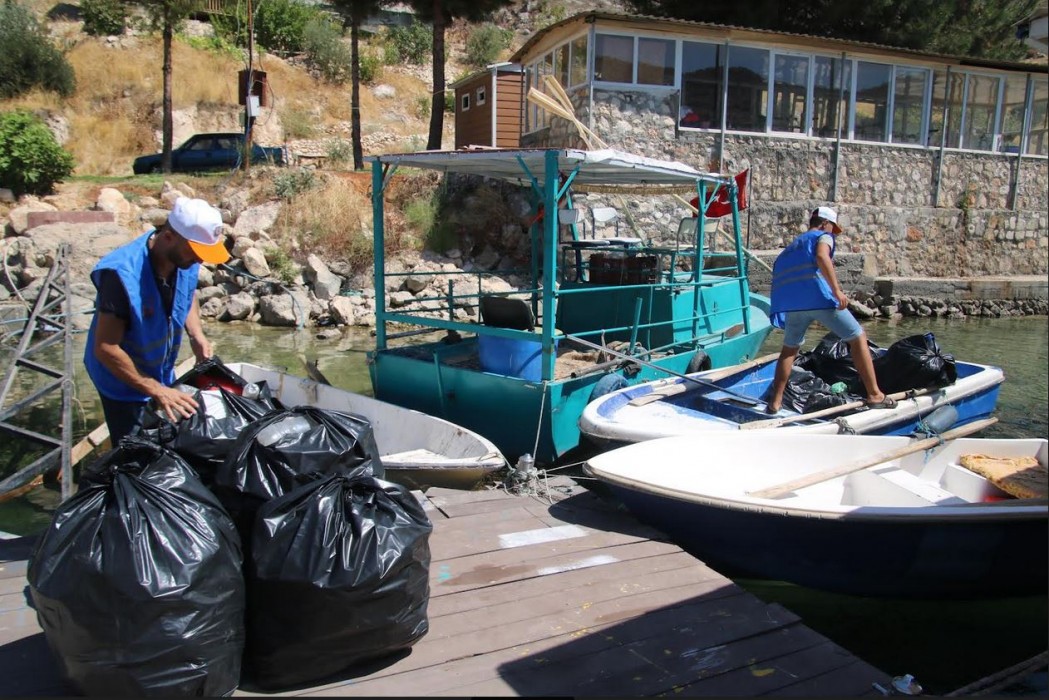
[637,37,674,86]
[929,69,948,145]
[963,74,999,151]
[772,54,808,132]
[556,44,569,89]
[680,41,723,128]
[812,56,850,138]
[1028,79,1048,156]
[892,67,927,145]
[945,72,965,148]
[570,35,588,87]
[726,46,769,132]
[999,76,1027,153]
[854,61,890,142]
[594,34,633,83]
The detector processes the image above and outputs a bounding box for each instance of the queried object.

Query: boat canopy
[366,148,725,194]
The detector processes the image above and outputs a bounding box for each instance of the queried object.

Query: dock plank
[2,478,895,697]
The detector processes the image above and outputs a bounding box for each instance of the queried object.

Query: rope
[531,382,547,460]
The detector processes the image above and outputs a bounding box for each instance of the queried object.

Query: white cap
[168,197,230,264]
[813,206,842,234]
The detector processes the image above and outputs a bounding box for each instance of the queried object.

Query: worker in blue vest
[84,196,231,442]
[764,206,896,414]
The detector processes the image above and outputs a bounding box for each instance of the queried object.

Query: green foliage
[444,90,454,113]
[0,111,75,196]
[464,24,512,68]
[358,45,381,83]
[326,139,352,164]
[81,0,127,36]
[273,168,317,198]
[180,32,244,57]
[303,16,351,83]
[255,0,320,54]
[533,1,566,28]
[265,247,299,284]
[209,6,249,45]
[628,0,1038,59]
[0,1,76,99]
[386,20,431,65]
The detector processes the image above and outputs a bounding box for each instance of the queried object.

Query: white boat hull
[585,433,1048,598]
[226,362,507,490]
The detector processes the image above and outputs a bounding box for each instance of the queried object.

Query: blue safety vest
[769,229,838,329]
[84,230,199,402]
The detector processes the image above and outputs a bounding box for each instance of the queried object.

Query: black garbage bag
[140,382,282,487]
[212,406,383,549]
[176,355,250,394]
[245,472,432,690]
[799,333,886,394]
[779,367,853,414]
[28,436,245,697]
[873,332,958,394]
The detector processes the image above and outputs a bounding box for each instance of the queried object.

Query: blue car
[132,132,285,174]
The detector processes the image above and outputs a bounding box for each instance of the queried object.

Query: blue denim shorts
[782,308,863,348]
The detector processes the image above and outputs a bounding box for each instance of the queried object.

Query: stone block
[26,211,114,229]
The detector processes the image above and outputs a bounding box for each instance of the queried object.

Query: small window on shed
[476,86,486,106]
[461,93,471,111]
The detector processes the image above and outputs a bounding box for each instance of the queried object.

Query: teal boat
[367,148,773,465]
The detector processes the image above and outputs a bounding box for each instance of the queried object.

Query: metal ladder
[0,243,75,501]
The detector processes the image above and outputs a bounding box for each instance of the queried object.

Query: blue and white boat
[579,351,1005,448]
[584,430,1047,598]
[365,148,774,464]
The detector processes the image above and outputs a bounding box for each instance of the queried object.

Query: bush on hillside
[386,20,430,65]
[302,16,350,84]
[0,2,76,99]
[0,111,75,196]
[255,0,319,54]
[81,0,126,36]
[464,24,512,68]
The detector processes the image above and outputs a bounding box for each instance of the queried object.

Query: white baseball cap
[813,206,842,234]
[167,196,230,264]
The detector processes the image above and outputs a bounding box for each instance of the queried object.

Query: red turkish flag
[690,169,749,218]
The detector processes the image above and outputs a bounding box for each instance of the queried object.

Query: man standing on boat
[764,207,895,414]
[84,196,231,442]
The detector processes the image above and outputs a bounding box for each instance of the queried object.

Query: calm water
[2,315,1046,693]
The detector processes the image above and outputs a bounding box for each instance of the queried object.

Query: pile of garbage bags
[26,358,432,696]
[782,332,958,414]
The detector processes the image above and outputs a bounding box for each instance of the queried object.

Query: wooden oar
[747,417,998,500]
[563,333,762,405]
[741,385,942,431]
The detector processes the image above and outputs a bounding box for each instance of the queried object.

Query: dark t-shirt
[96,268,175,320]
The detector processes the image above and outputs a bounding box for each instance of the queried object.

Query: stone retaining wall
[523,86,1048,280]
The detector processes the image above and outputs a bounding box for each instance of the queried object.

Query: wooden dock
[1,476,894,696]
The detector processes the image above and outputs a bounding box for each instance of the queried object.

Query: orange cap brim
[188,239,231,264]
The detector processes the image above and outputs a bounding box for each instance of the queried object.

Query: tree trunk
[161,9,173,173]
[351,18,363,170]
[426,0,446,151]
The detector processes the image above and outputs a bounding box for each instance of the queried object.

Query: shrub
[303,16,350,84]
[386,20,430,65]
[0,110,75,196]
[274,168,317,199]
[326,139,352,165]
[80,0,126,36]
[255,0,318,54]
[358,46,381,84]
[275,177,374,272]
[0,2,76,99]
[464,24,512,68]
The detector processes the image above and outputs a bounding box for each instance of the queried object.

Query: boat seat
[842,469,968,507]
[479,296,535,331]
